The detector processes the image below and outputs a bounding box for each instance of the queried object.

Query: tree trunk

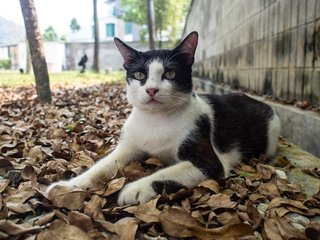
[26,41,32,74]
[92,0,99,72]
[19,0,52,103]
[147,0,156,49]
[158,16,163,49]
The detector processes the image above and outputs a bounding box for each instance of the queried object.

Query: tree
[92,0,99,72]
[19,0,52,103]
[146,0,156,49]
[70,17,81,32]
[26,41,31,74]
[120,0,191,47]
[42,25,58,41]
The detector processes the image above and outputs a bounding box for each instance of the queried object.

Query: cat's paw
[117,180,157,205]
[45,180,77,195]
[45,178,90,197]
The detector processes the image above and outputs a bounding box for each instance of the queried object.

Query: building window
[125,22,133,34]
[106,23,115,37]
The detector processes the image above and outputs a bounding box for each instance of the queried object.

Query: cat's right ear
[173,31,198,65]
[114,38,138,66]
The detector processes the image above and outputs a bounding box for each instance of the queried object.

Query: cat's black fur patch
[178,114,224,179]
[202,93,274,161]
[124,50,193,93]
[152,180,186,194]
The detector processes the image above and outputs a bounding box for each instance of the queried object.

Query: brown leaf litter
[0,83,319,239]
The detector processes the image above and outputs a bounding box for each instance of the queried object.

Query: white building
[0,41,65,73]
[66,0,141,43]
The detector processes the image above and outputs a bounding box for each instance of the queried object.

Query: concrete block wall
[183,0,320,105]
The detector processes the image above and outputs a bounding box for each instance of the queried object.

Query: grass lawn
[0,70,126,88]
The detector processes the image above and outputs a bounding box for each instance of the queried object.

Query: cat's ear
[114,38,138,66]
[173,31,198,65]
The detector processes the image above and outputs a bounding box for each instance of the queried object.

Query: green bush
[0,59,11,69]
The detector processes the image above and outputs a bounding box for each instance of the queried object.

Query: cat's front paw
[45,180,77,196]
[45,178,90,197]
[117,180,157,205]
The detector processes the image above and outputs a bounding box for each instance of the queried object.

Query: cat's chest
[124,109,197,156]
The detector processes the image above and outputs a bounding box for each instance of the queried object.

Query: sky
[0,0,94,36]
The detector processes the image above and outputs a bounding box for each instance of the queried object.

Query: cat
[46,31,281,205]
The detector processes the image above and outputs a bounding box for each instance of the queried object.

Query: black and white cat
[47,32,281,205]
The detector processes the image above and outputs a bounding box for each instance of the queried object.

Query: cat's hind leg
[117,161,206,205]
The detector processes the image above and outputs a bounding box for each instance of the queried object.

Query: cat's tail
[266,110,281,157]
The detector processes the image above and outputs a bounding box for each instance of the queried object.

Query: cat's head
[114,31,198,112]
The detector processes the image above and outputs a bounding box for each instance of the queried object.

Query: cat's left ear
[173,31,198,65]
[114,37,138,67]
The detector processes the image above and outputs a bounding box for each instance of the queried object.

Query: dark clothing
[78,54,88,73]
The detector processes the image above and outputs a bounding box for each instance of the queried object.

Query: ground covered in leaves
[0,83,320,240]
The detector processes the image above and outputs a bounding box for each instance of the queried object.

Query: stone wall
[183,0,320,104]
[65,41,149,71]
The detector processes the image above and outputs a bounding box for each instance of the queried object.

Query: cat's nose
[146,88,159,97]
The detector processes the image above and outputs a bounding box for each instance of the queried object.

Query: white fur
[46,59,279,205]
[266,111,281,157]
[127,60,190,113]
[118,161,206,205]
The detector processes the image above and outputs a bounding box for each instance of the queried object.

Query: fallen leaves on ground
[0,83,319,239]
[302,168,320,179]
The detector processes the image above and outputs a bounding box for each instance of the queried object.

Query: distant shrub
[0,59,11,69]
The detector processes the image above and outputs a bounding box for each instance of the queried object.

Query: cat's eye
[164,71,176,80]
[133,72,145,80]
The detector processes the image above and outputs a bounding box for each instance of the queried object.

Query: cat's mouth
[147,98,162,104]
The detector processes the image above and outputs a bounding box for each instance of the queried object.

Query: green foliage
[0,59,11,69]
[42,26,58,41]
[70,18,81,32]
[120,0,191,46]
[60,35,67,42]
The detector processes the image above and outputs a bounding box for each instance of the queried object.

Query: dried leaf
[122,161,148,179]
[98,217,139,240]
[275,156,292,169]
[198,179,220,193]
[205,193,237,210]
[301,168,320,179]
[217,211,241,225]
[159,207,204,238]
[103,177,126,197]
[258,182,280,199]
[0,219,41,235]
[5,188,35,204]
[134,196,161,223]
[246,201,263,230]
[144,157,163,167]
[114,217,139,240]
[21,165,36,180]
[37,219,90,240]
[263,216,307,240]
[268,197,308,211]
[68,211,93,232]
[256,164,275,180]
[159,207,254,239]
[193,223,254,240]
[83,194,106,221]
[6,202,33,214]
[47,185,87,210]
[0,180,10,193]
[35,212,56,226]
